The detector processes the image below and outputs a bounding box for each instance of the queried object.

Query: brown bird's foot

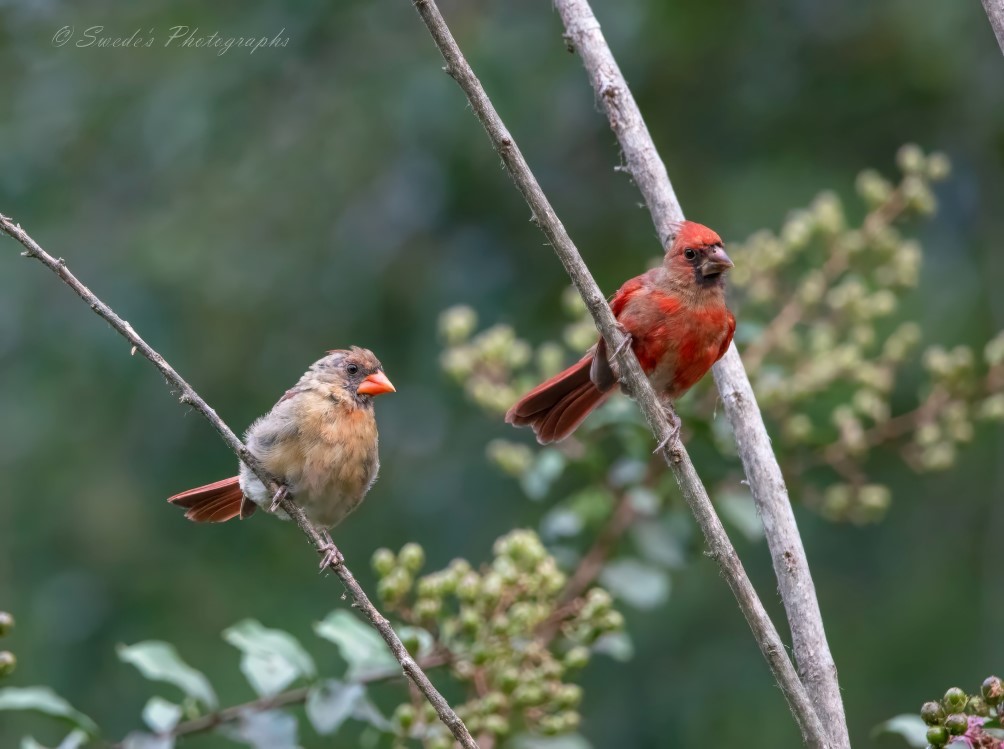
[653,406,683,454]
[269,485,288,513]
[318,531,344,571]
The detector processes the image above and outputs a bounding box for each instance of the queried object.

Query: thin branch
[166,652,450,741]
[406,2,830,746]
[0,214,479,749]
[552,2,850,746]
[982,0,1004,56]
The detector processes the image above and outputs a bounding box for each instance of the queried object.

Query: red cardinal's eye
[346,364,359,375]
[684,249,697,260]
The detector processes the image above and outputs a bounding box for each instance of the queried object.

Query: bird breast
[250,397,381,527]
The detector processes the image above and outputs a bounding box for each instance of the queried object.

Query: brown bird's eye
[346,364,359,375]
[684,248,697,260]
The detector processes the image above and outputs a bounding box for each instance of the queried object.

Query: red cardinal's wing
[591,276,649,389]
[716,310,736,362]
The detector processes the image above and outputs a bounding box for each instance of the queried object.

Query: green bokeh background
[1,0,1002,746]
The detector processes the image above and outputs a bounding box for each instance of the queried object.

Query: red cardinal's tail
[168,476,254,523]
[505,354,613,443]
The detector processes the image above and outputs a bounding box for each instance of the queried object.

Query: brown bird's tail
[168,476,254,523]
[505,354,613,443]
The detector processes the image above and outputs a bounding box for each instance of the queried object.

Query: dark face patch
[680,245,726,288]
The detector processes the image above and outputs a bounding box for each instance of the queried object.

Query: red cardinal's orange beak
[357,370,396,396]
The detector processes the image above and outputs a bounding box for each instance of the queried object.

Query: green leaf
[631,520,685,569]
[0,686,99,736]
[540,508,584,540]
[520,449,566,500]
[223,619,316,697]
[352,695,391,731]
[607,458,647,488]
[583,394,643,429]
[121,733,173,749]
[305,680,365,735]
[395,626,435,660]
[599,558,671,609]
[21,731,88,749]
[717,490,764,542]
[142,696,182,734]
[221,709,298,749]
[314,611,396,679]
[510,734,593,749]
[592,632,634,662]
[117,641,217,709]
[872,714,929,747]
[625,486,660,516]
[565,487,617,525]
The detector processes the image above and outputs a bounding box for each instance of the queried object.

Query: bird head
[664,220,734,289]
[309,347,396,406]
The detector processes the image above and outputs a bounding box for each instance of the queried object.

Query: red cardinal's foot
[269,485,288,513]
[318,531,345,571]
[653,405,682,454]
[611,324,633,359]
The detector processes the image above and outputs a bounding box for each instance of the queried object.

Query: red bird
[506,221,735,443]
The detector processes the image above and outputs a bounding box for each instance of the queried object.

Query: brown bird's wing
[167,476,253,523]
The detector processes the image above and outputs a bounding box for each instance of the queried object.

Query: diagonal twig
[551,2,849,746]
[0,213,479,749]
[406,1,830,746]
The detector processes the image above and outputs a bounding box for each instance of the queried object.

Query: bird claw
[318,531,344,571]
[653,406,683,454]
[269,485,288,513]
[611,325,633,359]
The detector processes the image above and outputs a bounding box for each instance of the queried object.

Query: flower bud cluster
[918,678,1002,748]
[0,611,15,678]
[438,302,595,417]
[727,147,1003,521]
[373,531,623,743]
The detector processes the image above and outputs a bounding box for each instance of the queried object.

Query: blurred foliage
[1,0,1003,748]
[0,532,622,748]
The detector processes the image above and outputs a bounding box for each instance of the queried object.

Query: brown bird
[168,347,395,565]
[506,221,735,444]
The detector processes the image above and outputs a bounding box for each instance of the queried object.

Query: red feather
[167,476,253,523]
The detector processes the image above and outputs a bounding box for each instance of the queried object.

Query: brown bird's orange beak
[700,245,734,278]
[357,370,396,396]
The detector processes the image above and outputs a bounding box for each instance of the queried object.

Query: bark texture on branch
[0,213,479,749]
[982,0,1004,55]
[552,2,849,746]
[407,1,830,746]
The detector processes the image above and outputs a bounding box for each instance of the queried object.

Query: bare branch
[162,653,449,742]
[552,1,849,746]
[0,213,480,749]
[982,0,1004,56]
[406,1,830,746]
